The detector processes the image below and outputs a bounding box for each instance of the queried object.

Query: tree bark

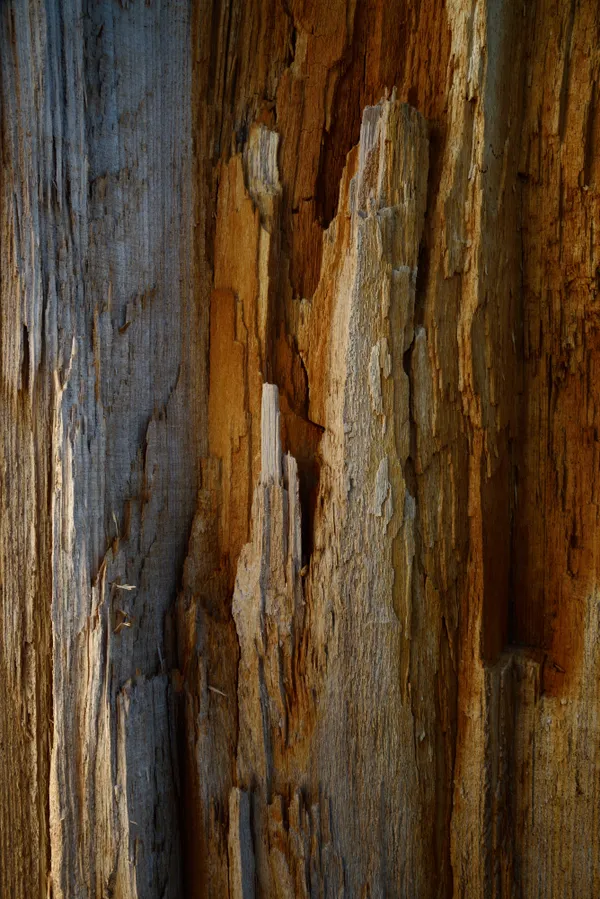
[1,1,599,897]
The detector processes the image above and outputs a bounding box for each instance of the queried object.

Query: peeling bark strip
[2,0,600,897]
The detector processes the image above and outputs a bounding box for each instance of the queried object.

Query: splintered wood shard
[233,382,303,784]
[260,384,282,485]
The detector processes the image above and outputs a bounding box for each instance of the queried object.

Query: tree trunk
[1,1,599,896]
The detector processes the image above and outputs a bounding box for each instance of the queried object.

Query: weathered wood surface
[1,0,600,897]
[1,2,199,896]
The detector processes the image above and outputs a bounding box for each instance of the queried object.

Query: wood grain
[2,0,600,896]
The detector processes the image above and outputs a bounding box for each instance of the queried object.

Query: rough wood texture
[2,0,600,897]
[2,2,200,896]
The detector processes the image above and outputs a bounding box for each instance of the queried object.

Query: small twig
[114,609,133,634]
[208,684,228,699]
[114,583,137,591]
